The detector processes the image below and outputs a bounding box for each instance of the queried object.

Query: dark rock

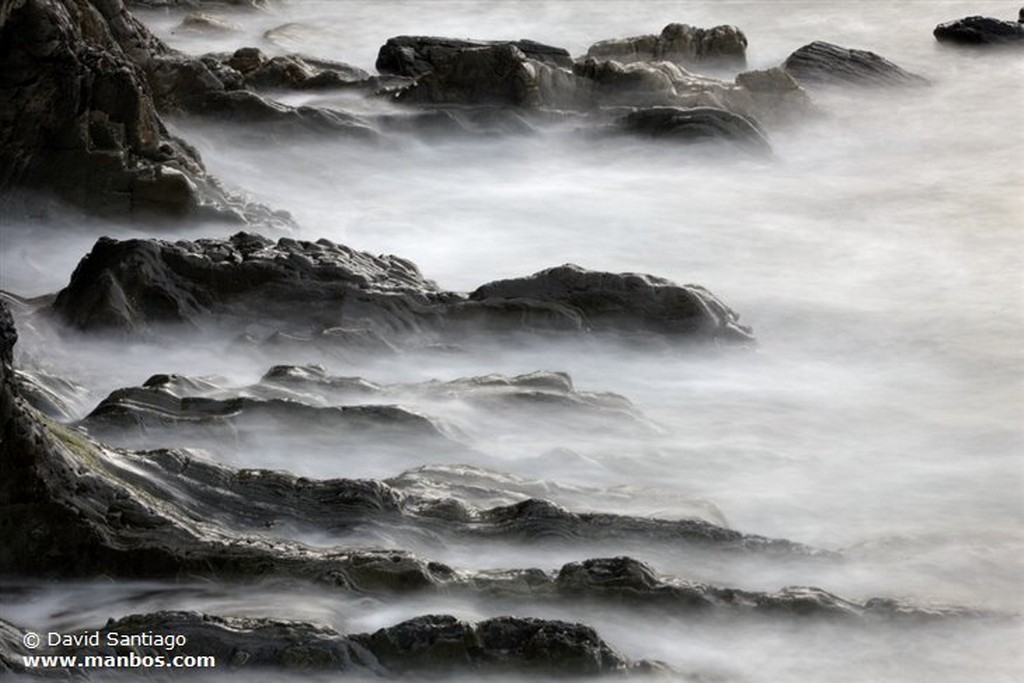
[0,610,660,677]
[783,41,929,87]
[376,36,572,77]
[392,43,589,109]
[586,23,748,68]
[0,0,289,224]
[934,12,1024,45]
[621,106,771,155]
[354,614,644,675]
[224,47,371,90]
[464,263,755,342]
[48,235,754,347]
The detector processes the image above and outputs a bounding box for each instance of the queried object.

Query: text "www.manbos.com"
[22,653,216,669]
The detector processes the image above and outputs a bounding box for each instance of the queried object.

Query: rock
[355,614,645,675]
[79,383,463,459]
[783,41,929,87]
[731,67,815,123]
[0,610,660,677]
[376,36,573,77]
[463,263,755,342]
[177,11,240,33]
[224,47,371,90]
[620,106,772,154]
[933,11,1024,45]
[392,43,590,109]
[586,23,748,69]
[47,234,754,347]
[0,0,289,224]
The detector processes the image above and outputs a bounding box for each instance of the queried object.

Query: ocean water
[1,1,1022,681]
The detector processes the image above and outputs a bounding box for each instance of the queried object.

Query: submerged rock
[46,234,753,346]
[933,11,1024,45]
[783,41,929,87]
[376,36,573,77]
[586,23,748,68]
[620,106,772,154]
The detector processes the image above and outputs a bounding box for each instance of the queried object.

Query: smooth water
[1,1,1022,681]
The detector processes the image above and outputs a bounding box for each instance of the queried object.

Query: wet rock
[14,368,92,421]
[933,11,1024,45]
[50,233,449,335]
[356,614,648,675]
[783,41,929,87]
[225,47,371,90]
[731,67,815,123]
[392,43,590,109]
[0,0,288,224]
[79,383,462,458]
[0,610,660,677]
[376,36,573,77]
[1,299,986,626]
[48,235,754,347]
[177,11,240,33]
[620,106,772,154]
[586,23,748,69]
[463,263,755,343]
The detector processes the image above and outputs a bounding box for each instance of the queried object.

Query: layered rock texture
[47,233,755,344]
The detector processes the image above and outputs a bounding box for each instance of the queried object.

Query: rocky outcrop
[0,0,290,223]
[933,10,1024,45]
[0,303,994,629]
[391,43,590,109]
[0,611,661,677]
[586,23,748,69]
[376,36,573,78]
[223,47,371,90]
[462,263,754,341]
[619,107,772,154]
[783,41,928,87]
[47,234,753,345]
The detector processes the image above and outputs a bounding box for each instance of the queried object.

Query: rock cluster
[783,41,929,87]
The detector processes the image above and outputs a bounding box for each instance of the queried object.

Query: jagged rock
[0,0,289,224]
[783,41,929,87]
[177,11,240,33]
[731,67,815,123]
[586,23,748,68]
[224,47,371,90]
[47,234,753,346]
[934,11,1024,45]
[376,36,573,77]
[78,383,463,459]
[0,304,1000,628]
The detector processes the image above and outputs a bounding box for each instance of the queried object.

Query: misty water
[1,1,1022,681]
